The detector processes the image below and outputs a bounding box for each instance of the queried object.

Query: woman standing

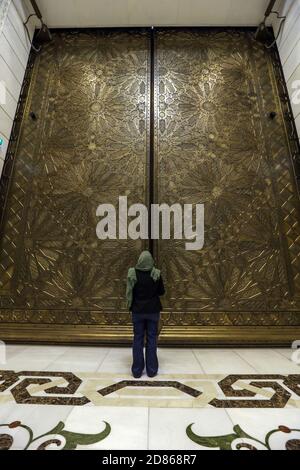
[126,250,165,378]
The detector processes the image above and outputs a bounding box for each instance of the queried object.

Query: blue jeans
[131,312,160,376]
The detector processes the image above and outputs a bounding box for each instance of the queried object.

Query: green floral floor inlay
[186,424,300,450]
[0,420,111,450]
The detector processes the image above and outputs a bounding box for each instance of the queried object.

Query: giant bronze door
[1,29,300,344]
[0,30,151,342]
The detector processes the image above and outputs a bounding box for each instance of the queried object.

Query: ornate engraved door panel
[0,31,150,330]
[1,29,300,344]
[154,30,300,332]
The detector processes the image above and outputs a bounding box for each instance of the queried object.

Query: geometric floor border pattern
[1,371,300,408]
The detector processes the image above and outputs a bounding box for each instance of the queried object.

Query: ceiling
[32,0,273,28]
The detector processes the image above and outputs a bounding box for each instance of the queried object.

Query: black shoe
[132,373,142,379]
[147,372,157,378]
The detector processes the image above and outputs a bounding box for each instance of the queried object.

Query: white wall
[273,0,300,139]
[0,0,35,175]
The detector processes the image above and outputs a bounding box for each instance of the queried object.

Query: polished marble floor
[0,345,300,450]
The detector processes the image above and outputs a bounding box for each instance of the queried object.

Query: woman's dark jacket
[131,270,165,314]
